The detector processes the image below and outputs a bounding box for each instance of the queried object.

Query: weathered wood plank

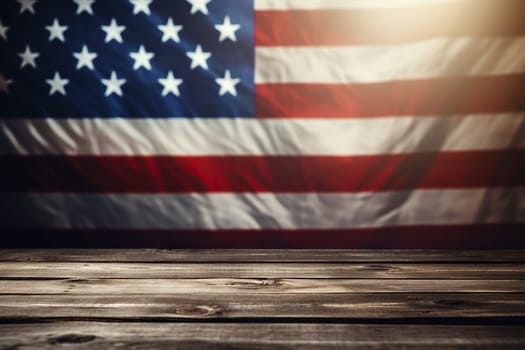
[1,322,525,349]
[1,249,523,263]
[0,293,524,320]
[1,278,524,294]
[1,262,524,279]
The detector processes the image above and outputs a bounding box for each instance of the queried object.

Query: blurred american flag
[0,0,524,248]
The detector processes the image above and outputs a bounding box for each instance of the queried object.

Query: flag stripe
[256,74,525,118]
[2,114,523,156]
[255,0,486,10]
[3,225,525,248]
[3,151,524,193]
[255,1,525,46]
[255,37,525,83]
[1,188,523,229]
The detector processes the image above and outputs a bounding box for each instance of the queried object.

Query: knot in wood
[433,299,467,307]
[47,334,97,344]
[224,279,283,288]
[174,305,222,317]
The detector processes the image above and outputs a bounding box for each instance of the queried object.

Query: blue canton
[0,0,254,118]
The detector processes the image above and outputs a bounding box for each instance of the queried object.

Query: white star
[215,70,240,96]
[186,44,211,70]
[73,45,97,70]
[46,72,69,96]
[0,21,9,41]
[214,16,240,42]
[102,19,126,43]
[18,45,40,68]
[17,0,37,14]
[158,18,182,43]
[73,0,95,14]
[129,0,153,15]
[158,71,183,97]
[129,45,154,70]
[46,18,68,42]
[101,71,126,96]
[186,0,211,15]
[0,74,13,94]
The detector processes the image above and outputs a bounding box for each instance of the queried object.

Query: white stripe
[1,114,523,156]
[255,0,465,10]
[1,188,523,229]
[255,37,525,83]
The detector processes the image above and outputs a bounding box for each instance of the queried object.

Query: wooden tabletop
[0,249,524,349]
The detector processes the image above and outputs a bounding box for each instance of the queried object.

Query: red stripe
[2,225,524,248]
[2,150,524,193]
[255,0,525,46]
[255,75,525,118]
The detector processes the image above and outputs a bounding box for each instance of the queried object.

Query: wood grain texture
[1,249,524,263]
[0,293,524,320]
[1,262,524,279]
[1,249,524,349]
[1,278,524,294]
[1,322,525,349]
